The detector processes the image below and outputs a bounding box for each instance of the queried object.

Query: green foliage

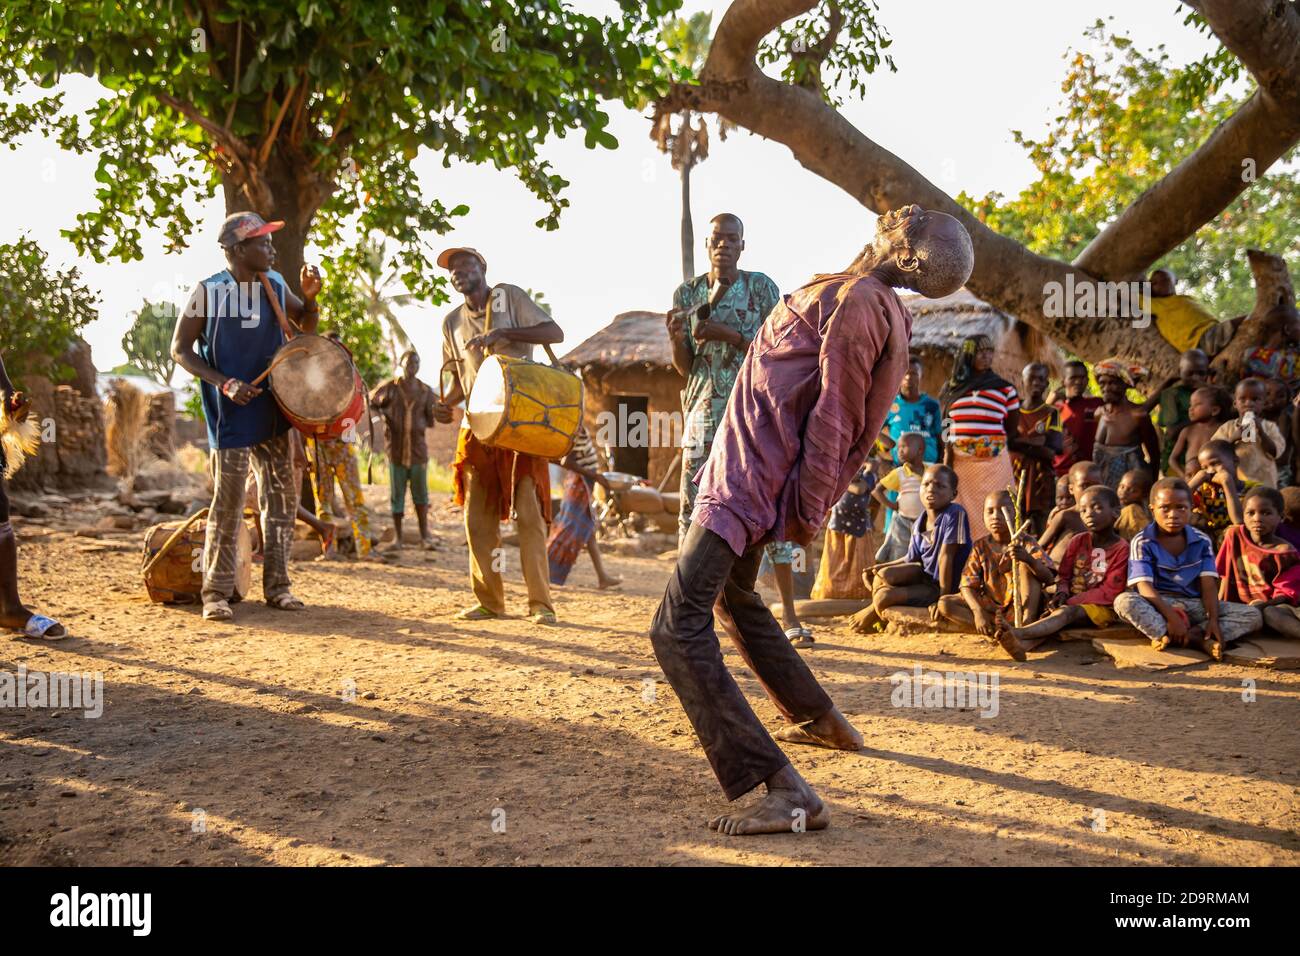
[756,0,895,107]
[121,299,180,385]
[0,236,98,382]
[182,388,204,421]
[317,267,393,390]
[662,11,713,74]
[0,0,685,304]
[959,20,1299,318]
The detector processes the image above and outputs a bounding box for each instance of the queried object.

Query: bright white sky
[1,1,1220,386]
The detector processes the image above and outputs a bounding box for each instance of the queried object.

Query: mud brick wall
[146,391,177,460]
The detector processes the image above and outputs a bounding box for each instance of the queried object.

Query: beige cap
[436,246,486,270]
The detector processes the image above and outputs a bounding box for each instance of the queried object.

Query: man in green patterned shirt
[667,214,811,643]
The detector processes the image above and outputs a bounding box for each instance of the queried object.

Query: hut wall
[579,365,685,489]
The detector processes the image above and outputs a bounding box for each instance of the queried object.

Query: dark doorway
[608,394,650,478]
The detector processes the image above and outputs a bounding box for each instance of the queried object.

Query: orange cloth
[453,429,552,524]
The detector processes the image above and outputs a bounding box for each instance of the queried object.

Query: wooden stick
[248,345,309,388]
[141,508,210,579]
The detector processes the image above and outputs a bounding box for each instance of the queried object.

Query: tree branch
[224,19,243,131]
[258,77,298,168]
[155,91,251,165]
[695,0,1177,367]
[1076,0,1300,278]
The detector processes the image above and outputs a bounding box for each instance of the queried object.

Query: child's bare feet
[994,625,1028,662]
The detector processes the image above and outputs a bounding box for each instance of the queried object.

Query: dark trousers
[650,523,834,800]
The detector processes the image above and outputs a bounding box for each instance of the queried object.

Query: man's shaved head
[849,205,974,299]
[711,212,744,236]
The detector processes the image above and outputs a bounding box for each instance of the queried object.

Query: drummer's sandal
[267,592,306,611]
[15,614,66,640]
[456,605,499,621]
[202,600,234,621]
[785,625,814,647]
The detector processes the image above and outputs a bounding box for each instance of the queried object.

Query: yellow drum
[466,354,583,460]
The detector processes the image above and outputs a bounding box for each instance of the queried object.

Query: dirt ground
[2,488,1298,867]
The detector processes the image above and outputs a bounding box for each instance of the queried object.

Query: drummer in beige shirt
[433,247,565,625]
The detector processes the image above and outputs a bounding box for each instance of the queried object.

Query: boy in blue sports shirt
[1114,477,1261,659]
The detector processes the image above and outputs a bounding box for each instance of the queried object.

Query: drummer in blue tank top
[171,212,323,622]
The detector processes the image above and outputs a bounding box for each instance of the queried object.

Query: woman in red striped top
[939,334,1034,537]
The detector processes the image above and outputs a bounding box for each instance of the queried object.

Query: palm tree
[354,238,417,368]
[651,13,734,282]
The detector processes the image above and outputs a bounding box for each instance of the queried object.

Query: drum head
[269,334,355,424]
[466,355,507,441]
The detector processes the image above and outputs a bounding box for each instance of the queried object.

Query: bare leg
[1019,565,1043,624]
[936,593,975,630]
[585,537,621,589]
[1263,605,1300,639]
[390,513,404,551]
[415,503,432,544]
[773,562,801,632]
[1007,604,1086,643]
[0,519,65,637]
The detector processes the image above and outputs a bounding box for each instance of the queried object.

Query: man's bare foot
[775,705,863,751]
[597,575,622,590]
[708,765,829,836]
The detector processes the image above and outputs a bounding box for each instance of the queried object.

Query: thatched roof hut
[902,289,1065,397]
[562,311,673,371]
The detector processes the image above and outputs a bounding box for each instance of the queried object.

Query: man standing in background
[371,349,439,552]
[667,214,810,643]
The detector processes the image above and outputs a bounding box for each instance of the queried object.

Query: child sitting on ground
[936,489,1055,661]
[1040,460,1103,564]
[1188,440,1253,547]
[1213,377,1286,488]
[871,432,926,563]
[1114,477,1262,660]
[1215,486,1300,640]
[852,464,972,633]
[1115,468,1153,540]
[1169,385,1232,477]
[1003,485,1129,650]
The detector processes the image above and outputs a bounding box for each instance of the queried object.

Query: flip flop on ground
[267,592,306,611]
[13,613,67,640]
[455,605,499,621]
[202,600,233,621]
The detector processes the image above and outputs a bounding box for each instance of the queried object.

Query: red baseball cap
[219,211,284,248]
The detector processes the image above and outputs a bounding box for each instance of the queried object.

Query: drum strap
[258,273,301,340]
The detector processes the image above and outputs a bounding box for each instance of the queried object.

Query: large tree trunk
[220,149,322,298]
[1211,248,1298,380]
[683,0,1300,379]
[681,160,695,282]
